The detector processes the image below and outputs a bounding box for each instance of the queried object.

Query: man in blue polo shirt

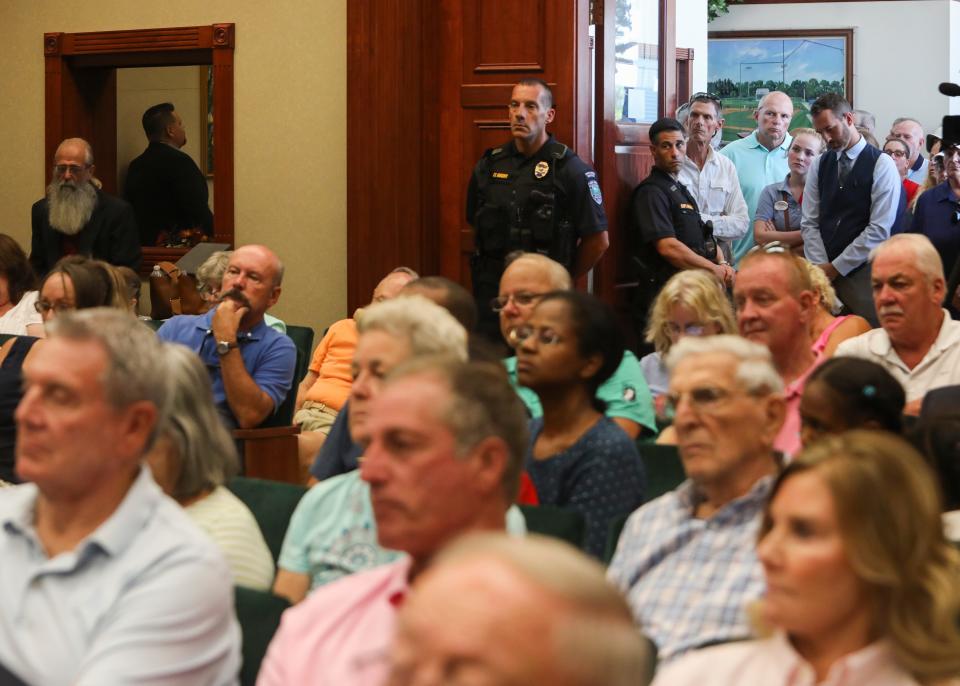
[720,91,794,265]
[158,244,296,429]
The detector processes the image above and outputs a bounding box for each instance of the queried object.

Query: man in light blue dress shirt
[0,310,240,685]
[802,93,902,326]
[719,91,794,265]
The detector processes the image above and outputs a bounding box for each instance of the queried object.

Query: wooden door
[593,0,677,337]
[434,0,594,289]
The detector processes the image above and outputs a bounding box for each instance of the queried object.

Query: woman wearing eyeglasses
[883,137,921,207]
[514,290,645,558]
[0,256,122,483]
[640,269,737,401]
[753,128,824,255]
[910,137,960,281]
[653,431,960,686]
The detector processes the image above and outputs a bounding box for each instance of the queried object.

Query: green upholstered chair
[234,586,290,686]
[639,442,686,502]
[518,504,586,549]
[604,513,630,565]
[226,477,308,563]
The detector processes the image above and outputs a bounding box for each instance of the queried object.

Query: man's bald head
[754,91,794,149]
[55,138,94,166]
[372,268,418,304]
[890,118,925,164]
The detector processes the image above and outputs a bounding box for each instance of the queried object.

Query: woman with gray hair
[146,343,274,590]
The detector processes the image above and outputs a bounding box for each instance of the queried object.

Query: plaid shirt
[607,476,774,663]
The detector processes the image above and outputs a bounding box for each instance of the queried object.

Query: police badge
[534,160,550,179]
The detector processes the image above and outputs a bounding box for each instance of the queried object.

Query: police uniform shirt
[631,167,708,275]
[466,135,608,244]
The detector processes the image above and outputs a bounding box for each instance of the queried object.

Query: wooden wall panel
[348,0,593,310]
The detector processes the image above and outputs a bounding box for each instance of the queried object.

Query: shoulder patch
[588,178,603,206]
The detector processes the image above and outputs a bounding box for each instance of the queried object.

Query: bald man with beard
[30,138,141,276]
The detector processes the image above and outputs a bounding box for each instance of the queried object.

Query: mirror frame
[43,23,235,272]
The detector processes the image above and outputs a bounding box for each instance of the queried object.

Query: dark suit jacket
[123,141,213,245]
[30,189,142,276]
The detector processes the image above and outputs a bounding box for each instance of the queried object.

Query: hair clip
[862,384,877,398]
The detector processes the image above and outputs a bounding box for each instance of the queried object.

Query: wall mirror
[43,24,234,272]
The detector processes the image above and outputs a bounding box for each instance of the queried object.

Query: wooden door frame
[43,24,235,270]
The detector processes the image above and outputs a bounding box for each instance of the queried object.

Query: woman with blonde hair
[654,430,960,685]
[754,128,824,254]
[640,269,736,398]
[803,260,871,359]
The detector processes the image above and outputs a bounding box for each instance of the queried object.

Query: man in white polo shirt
[836,234,960,414]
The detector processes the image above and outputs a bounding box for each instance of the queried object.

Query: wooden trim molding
[42,24,235,273]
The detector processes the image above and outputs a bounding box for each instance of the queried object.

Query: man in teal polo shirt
[720,91,794,264]
[495,252,657,438]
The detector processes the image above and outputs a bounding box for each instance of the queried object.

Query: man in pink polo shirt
[257,357,528,685]
[733,247,819,456]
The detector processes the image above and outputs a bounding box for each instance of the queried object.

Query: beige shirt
[835,310,960,402]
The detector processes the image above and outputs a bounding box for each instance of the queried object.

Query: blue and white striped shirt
[607,475,774,663]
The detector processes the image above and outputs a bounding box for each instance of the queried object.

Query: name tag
[491,172,510,180]
[680,203,694,210]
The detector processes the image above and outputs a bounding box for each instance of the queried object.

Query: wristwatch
[215,340,238,356]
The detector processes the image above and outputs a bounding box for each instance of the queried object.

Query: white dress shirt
[678,147,750,242]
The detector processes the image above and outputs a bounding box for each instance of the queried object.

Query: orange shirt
[303,318,358,411]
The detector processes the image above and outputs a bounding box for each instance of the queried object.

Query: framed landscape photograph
[707,29,853,143]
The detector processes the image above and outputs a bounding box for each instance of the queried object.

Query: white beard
[46,180,97,236]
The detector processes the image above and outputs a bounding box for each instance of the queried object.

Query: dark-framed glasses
[690,92,723,108]
[35,299,74,315]
[489,291,545,313]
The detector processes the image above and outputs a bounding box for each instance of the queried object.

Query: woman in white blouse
[0,234,43,336]
[654,431,960,686]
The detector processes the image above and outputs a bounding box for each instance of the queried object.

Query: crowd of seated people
[2,101,960,686]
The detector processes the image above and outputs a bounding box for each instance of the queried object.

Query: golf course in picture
[720,97,813,143]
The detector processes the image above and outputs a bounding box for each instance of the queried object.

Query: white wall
[951,0,960,115]
[710,1,952,136]
[677,0,709,93]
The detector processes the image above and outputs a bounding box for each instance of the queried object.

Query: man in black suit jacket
[30,138,141,276]
[124,102,214,245]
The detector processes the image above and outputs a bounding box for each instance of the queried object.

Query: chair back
[639,442,686,502]
[260,324,314,427]
[518,504,585,549]
[234,586,290,686]
[227,477,308,563]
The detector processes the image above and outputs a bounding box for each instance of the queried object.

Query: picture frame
[707,29,853,143]
[199,65,214,177]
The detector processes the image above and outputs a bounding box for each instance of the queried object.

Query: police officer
[467,79,609,337]
[629,117,734,332]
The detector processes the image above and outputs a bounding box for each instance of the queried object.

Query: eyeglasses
[883,149,907,158]
[35,299,75,314]
[666,322,707,337]
[53,164,90,176]
[747,240,789,255]
[663,386,734,419]
[509,324,563,347]
[690,92,723,108]
[489,291,545,313]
